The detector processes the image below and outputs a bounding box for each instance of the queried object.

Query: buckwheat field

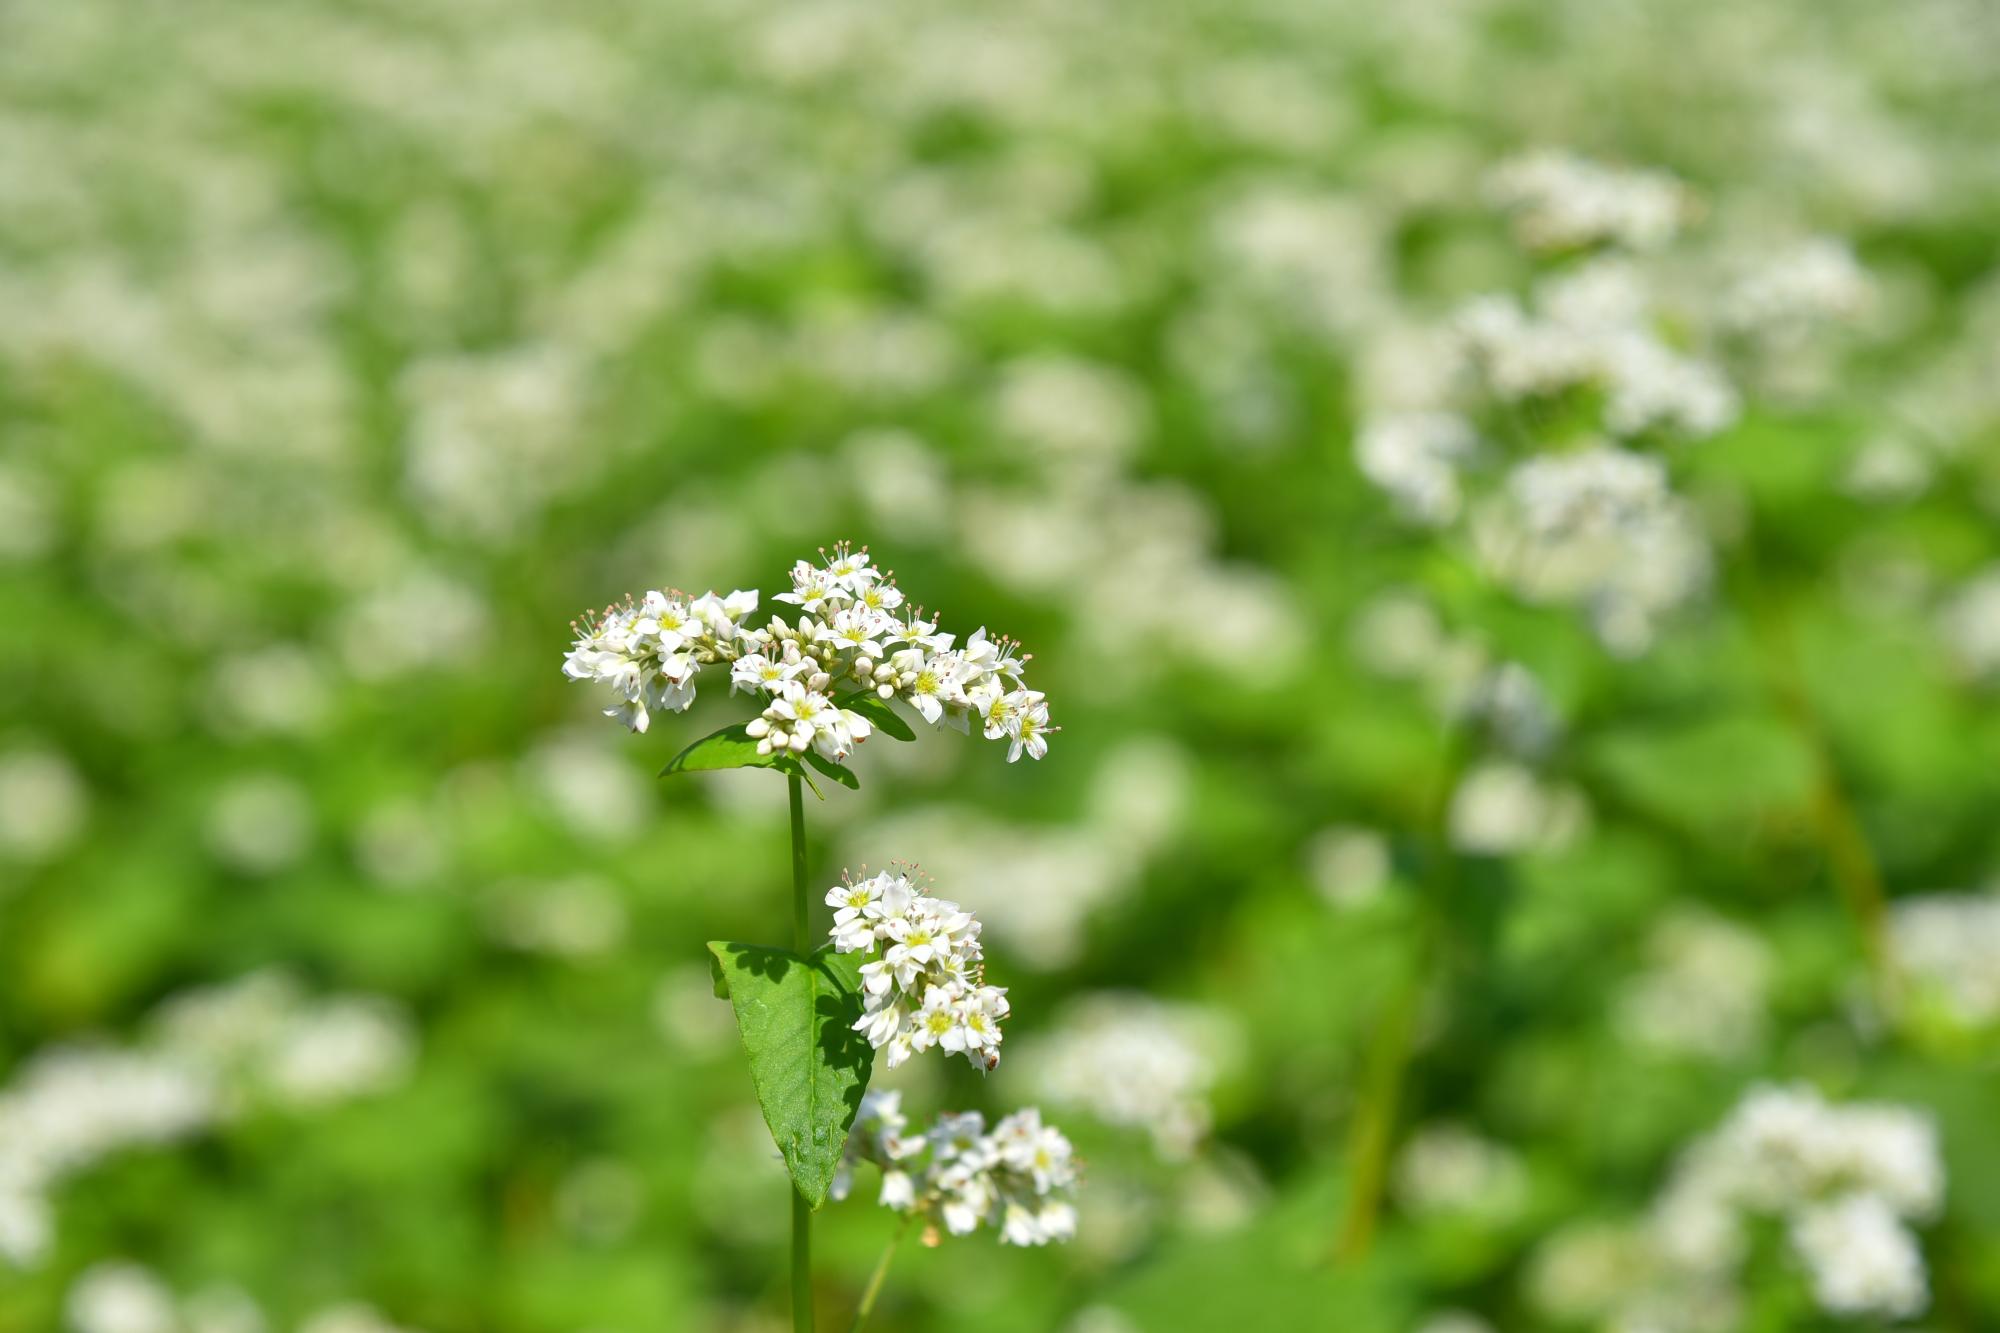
[4,0,2000,1330]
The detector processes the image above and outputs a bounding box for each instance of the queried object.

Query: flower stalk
[790,770,814,1333]
[848,1215,913,1333]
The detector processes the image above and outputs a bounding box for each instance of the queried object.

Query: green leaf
[706,942,873,1207]
[659,722,782,777]
[803,750,860,790]
[835,691,917,742]
[659,722,824,798]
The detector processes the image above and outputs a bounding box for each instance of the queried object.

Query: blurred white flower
[1472,446,1711,656]
[1790,1193,1929,1319]
[1615,912,1773,1060]
[486,876,629,958]
[1355,411,1478,525]
[205,773,313,873]
[1486,150,1689,252]
[992,355,1148,466]
[0,746,89,864]
[263,998,415,1108]
[1018,994,1222,1160]
[1890,888,2000,1027]
[299,1305,424,1333]
[1307,825,1392,909]
[1394,1123,1529,1219]
[65,1262,178,1333]
[1448,761,1589,855]
[351,797,447,890]
[205,645,333,738]
[336,571,492,682]
[1938,566,2000,679]
[402,344,592,544]
[526,732,650,841]
[1724,238,1874,339]
[0,463,56,561]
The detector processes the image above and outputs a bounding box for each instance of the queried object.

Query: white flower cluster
[64,1261,420,1333]
[1485,150,1690,252]
[0,971,415,1269]
[1469,445,1711,656]
[1527,1083,1945,1330]
[0,1048,212,1268]
[828,869,1010,1072]
[562,543,1054,763]
[1350,162,1768,659]
[1394,1123,1529,1220]
[830,1090,1078,1247]
[1890,889,2000,1029]
[1655,1083,1943,1321]
[1724,237,1874,340]
[1614,911,1773,1060]
[1454,276,1737,438]
[1022,994,1221,1160]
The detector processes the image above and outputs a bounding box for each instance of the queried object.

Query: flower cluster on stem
[831,1091,1079,1247]
[562,543,1054,762]
[828,869,1010,1072]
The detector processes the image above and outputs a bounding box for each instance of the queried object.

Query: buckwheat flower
[832,1102,1079,1247]
[1355,411,1479,525]
[889,648,966,722]
[634,590,700,653]
[831,869,1010,1072]
[815,608,887,658]
[1485,150,1688,252]
[909,987,963,1056]
[730,651,806,695]
[563,543,1053,762]
[1790,1194,1929,1319]
[1889,889,2000,1027]
[825,876,884,953]
[775,562,838,613]
[1009,698,1054,762]
[1626,1082,1946,1324]
[884,615,952,654]
[959,627,1027,689]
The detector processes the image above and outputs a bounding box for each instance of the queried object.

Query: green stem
[790,771,811,954]
[1334,729,1463,1264]
[1741,566,1897,1005]
[792,1186,812,1333]
[788,771,814,1333]
[848,1216,912,1332]
[1332,945,1425,1262]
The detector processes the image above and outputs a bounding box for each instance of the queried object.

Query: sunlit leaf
[707,942,872,1207]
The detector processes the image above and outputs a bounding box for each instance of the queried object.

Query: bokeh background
[5,0,2000,1329]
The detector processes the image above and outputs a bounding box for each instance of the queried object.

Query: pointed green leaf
[804,750,860,790]
[706,942,873,1207]
[660,721,780,777]
[835,691,917,742]
[660,722,825,798]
